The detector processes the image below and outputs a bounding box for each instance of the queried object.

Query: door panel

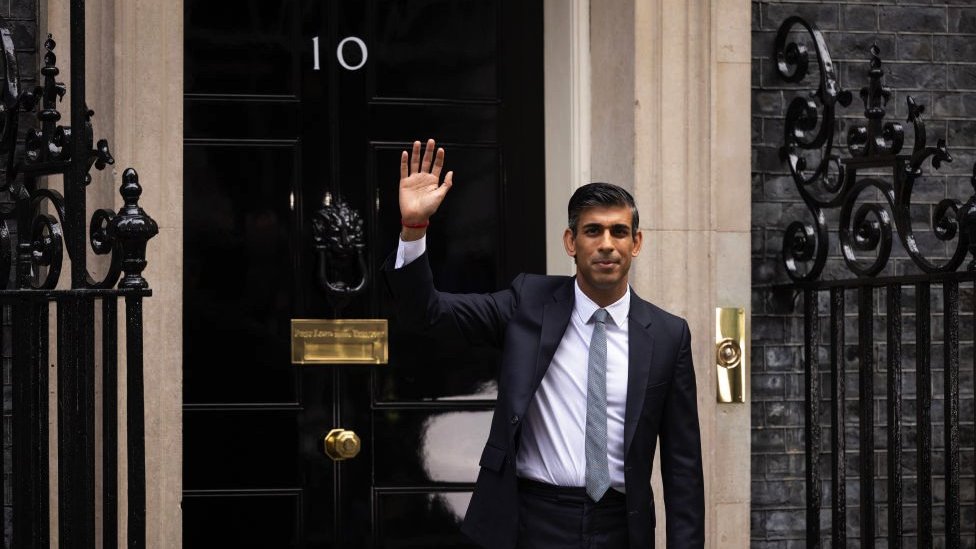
[183,409,301,489]
[184,0,543,546]
[371,144,503,291]
[375,490,476,547]
[374,337,500,402]
[367,104,498,143]
[371,1,498,100]
[182,493,301,548]
[184,100,301,140]
[183,143,299,405]
[184,0,300,96]
[372,410,492,484]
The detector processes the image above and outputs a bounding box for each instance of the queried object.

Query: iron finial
[42,34,58,79]
[108,168,158,288]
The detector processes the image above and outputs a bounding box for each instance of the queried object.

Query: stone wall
[588,2,753,546]
[0,0,38,544]
[752,1,976,547]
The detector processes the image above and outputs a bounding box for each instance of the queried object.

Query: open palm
[400,139,454,225]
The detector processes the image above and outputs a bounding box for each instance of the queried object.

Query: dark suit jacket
[383,252,705,549]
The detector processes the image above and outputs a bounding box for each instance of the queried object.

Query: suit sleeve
[660,320,705,548]
[382,250,521,348]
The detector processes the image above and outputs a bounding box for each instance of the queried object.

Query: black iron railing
[774,16,975,548]
[789,277,973,548]
[0,1,157,547]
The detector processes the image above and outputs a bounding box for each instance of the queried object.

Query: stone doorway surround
[36,0,749,545]
[42,0,182,545]
[545,0,752,546]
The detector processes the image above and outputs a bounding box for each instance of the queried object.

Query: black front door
[183,1,544,546]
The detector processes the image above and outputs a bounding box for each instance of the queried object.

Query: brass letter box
[291,319,389,364]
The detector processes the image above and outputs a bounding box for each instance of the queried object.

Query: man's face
[563,205,643,296]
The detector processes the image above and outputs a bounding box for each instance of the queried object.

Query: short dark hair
[567,182,640,237]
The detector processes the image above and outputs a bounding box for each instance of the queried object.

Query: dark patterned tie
[585,308,611,501]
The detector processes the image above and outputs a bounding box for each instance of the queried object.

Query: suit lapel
[529,281,655,457]
[625,294,655,457]
[532,278,575,389]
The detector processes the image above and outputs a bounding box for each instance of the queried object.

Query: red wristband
[401,219,429,229]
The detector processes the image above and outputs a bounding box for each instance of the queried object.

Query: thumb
[436,171,454,198]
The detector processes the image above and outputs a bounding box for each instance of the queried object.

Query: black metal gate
[774,17,976,548]
[0,2,157,547]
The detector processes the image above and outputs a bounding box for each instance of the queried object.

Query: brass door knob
[324,428,361,461]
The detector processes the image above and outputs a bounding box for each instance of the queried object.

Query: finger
[421,138,435,173]
[436,170,454,197]
[431,147,445,179]
[410,141,421,174]
[400,150,408,181]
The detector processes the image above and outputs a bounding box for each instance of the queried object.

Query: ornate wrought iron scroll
[776,17,976,281]
[0,32,157,290]
[0,5,157,547]
[313,192,368,316]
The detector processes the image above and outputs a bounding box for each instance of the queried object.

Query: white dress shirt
[395,236,629,492]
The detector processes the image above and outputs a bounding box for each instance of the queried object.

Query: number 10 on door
[312,36,368,71]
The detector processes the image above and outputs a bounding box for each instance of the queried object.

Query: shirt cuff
[394,236,426,269]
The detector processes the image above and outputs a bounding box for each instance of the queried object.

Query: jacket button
[511,415,520,425]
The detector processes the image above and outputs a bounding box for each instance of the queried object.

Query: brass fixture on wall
[715,307,747,403]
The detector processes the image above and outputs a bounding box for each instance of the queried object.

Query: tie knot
[591,308,609,325]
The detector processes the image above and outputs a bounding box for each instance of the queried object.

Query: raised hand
[399,139,454,228]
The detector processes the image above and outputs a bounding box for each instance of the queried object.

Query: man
[384,139,704,548]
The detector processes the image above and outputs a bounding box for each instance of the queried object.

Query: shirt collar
[573,280,630,328]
